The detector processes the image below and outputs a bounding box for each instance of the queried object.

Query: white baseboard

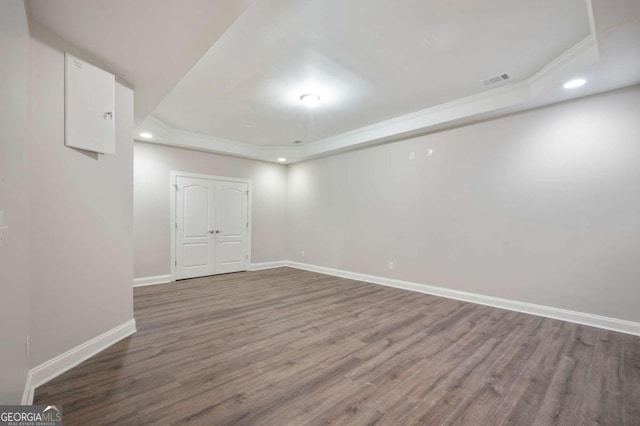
[285,261,640,337]
[133,264,288,285]
[249,261,287,271]
[133,274,172,287]
[22,319,137,405]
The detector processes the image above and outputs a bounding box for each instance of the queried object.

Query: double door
[175,176,249,280]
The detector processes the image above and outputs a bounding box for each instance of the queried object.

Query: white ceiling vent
[482,74,510,86]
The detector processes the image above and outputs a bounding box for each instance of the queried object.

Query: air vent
[482,73,510,86]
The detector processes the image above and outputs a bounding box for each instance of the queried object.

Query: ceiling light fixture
[563,78,586,89]
[300,93,320,108]
[139,132,153,139]
[278,157,287,162]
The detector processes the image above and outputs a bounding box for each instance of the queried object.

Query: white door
[215,181,249,274]
[175,176,249,280]
[176,176,216,280]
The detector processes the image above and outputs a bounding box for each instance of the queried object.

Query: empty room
[1,0,640,424]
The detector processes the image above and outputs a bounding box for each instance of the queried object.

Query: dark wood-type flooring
[35,267,640,425]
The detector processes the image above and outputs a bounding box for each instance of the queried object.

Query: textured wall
[29,34,134,366]
[133,142,287,278]
[0,0,31,403]
[287,86,640,322]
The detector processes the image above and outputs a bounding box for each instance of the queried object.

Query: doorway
[170,171,251,280]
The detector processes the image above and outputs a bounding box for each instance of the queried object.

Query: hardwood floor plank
[34,268,640,425]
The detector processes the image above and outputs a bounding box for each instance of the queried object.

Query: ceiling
[153,0,591,146]
[26,0,640,163]
[26,0,254,123]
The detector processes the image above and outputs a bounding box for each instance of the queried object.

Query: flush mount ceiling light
[277,157,287,162]
[563,78,586,89]
[139,132,153,139]
[300,93,320,108]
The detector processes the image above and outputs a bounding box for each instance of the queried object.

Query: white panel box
[64,53,115,154]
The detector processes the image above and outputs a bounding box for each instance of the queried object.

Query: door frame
[170,170,253,282]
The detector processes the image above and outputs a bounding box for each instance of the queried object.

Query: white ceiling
[26,0,254,123]
[25,0,640,163]
[153,0,591,146]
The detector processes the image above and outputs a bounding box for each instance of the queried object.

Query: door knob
[209,230,222,234]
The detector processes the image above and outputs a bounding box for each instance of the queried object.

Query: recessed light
[563,78,586,89]
[139,132,153,139]
[277,157,287,162]
[300,93,320,108]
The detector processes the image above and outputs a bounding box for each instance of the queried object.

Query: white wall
[134,142,287,278]
[0,0,31,404]
[28,32,134,366]
[287,86,640,323]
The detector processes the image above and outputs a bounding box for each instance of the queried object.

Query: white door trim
[170,171,252,282]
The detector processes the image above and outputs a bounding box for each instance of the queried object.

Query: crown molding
[135,3,601,164]
[135,116,301,163]
[298,33,599,161]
